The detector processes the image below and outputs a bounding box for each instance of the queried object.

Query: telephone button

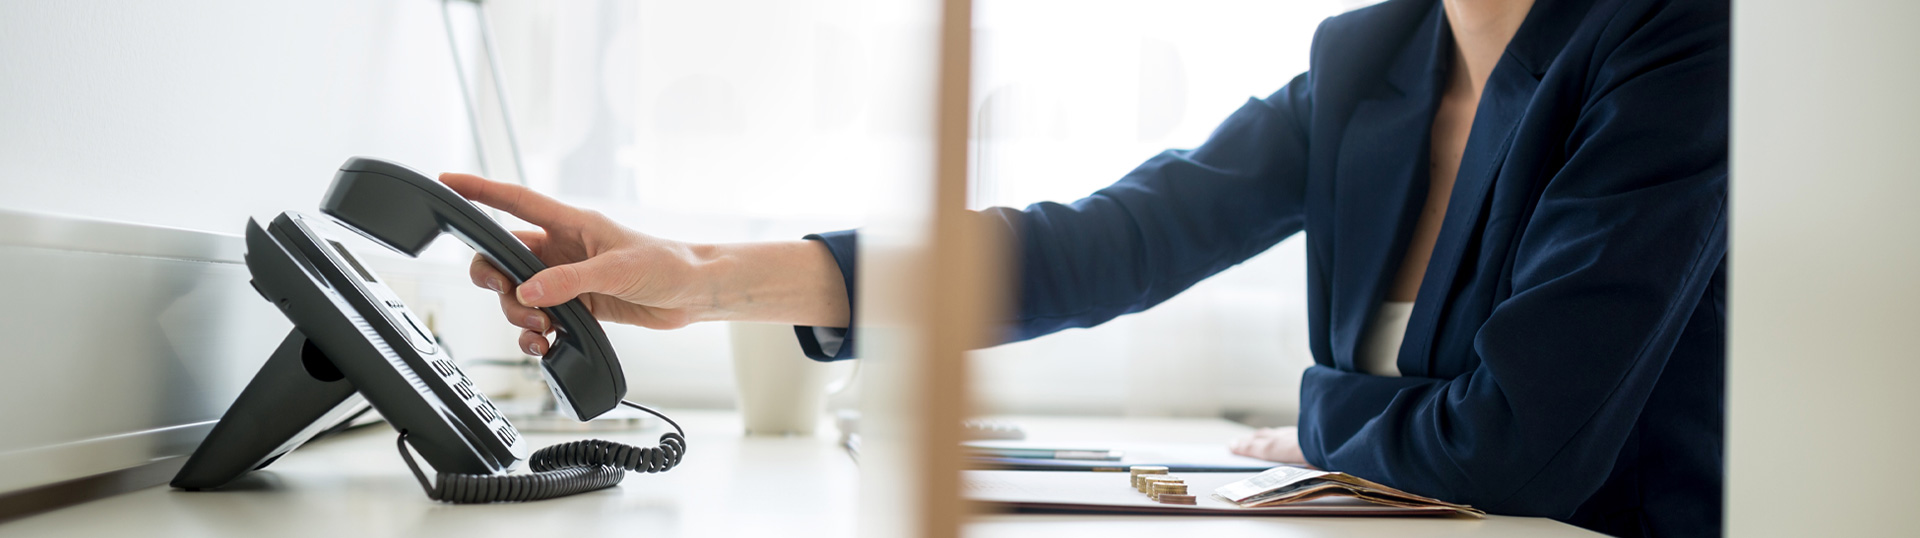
[396,310,437,353]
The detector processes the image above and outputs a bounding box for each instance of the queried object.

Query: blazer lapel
[1398,57,1538,377]
[1327,9,1448,373]
[1397,0,1588,376]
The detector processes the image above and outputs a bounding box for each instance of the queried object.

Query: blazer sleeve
[1296,12,1729,518]
[795,73,1316,360]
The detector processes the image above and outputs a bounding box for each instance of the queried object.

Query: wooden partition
[855,0,999,536]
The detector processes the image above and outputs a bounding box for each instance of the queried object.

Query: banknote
[1212,465,1485,517]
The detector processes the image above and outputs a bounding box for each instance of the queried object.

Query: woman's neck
[1441,0,1535,95]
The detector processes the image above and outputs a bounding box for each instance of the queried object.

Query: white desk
[0,411,1597,537]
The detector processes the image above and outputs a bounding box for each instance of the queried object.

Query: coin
[1139,475,1184,493]
[1148,481,1188,501]
[1157,493,1197,505]
[1128,465,1169,489]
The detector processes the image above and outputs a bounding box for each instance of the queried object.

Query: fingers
[1228,428,1299,462]
[480,261,551,354]
[510,230,548,258]
[1228,436,1269,459]
[468,231,550,293]
[515,256,623,308]
[439,172,581,231]
[519,329,549,356]
[498,292,549,334]
[1237,438,1282,462]
[471,255,510,294]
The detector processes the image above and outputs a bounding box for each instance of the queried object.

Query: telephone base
[171,330,369,490]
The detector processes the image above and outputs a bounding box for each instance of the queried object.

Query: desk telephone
[171,157,686,503]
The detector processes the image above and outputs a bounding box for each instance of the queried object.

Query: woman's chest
[1302,74,1579,376]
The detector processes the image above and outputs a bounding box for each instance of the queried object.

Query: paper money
[1213,466,1331,503]
[1212,466,1486,517]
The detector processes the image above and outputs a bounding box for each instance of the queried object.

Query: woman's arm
[796,74,1319,359]
[452,72,1318,360]
[444,174,848,356]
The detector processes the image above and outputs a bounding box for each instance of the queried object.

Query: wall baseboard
[0,456,186,524]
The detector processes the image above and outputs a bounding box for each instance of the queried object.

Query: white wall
[0,0,476,234]
[1729,0,1920,535]
[0,0,537,363]
[0,0,525,493]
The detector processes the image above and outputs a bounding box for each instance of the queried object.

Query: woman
[450,0,1727,535]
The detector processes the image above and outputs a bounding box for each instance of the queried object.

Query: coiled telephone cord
[395,400,687,503]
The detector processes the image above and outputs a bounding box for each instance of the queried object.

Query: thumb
[515,256,621,308]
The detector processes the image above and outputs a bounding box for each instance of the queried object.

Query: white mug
[729,322,847,436]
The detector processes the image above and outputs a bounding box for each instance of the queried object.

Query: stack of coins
[1151,481,1188,498]
[1151,482,1195,505]
[1128,465,1168,490]
[1140,475,1182,495]
[1127,466,1196,505]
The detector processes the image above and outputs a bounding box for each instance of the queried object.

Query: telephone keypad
[423,357,519,450]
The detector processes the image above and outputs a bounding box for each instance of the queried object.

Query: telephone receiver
[321,157,622,421]
[171,157,684,502]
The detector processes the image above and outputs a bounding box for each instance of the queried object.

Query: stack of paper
[1214,466,1484,516]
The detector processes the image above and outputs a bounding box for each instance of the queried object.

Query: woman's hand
[1228,426,1313,467]
[440,173,849,356]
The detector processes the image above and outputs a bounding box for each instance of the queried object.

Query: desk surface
[0,411,1596,537]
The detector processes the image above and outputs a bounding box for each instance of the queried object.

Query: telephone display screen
[328,240,378,283]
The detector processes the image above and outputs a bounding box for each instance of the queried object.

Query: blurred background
[0,0,1376,429]
[477,0,1374,424]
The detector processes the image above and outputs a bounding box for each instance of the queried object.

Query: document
[964,470,1481,517]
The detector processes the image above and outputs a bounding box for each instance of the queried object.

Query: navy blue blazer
[799,0,1726,535]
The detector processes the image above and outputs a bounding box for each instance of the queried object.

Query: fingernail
[518,281,544,304]
[526,341,544,356]
[485,277,504,293]
[522,314,546,332]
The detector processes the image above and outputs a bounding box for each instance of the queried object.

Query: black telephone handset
[321,157,621,421]
[171,157,684,503]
